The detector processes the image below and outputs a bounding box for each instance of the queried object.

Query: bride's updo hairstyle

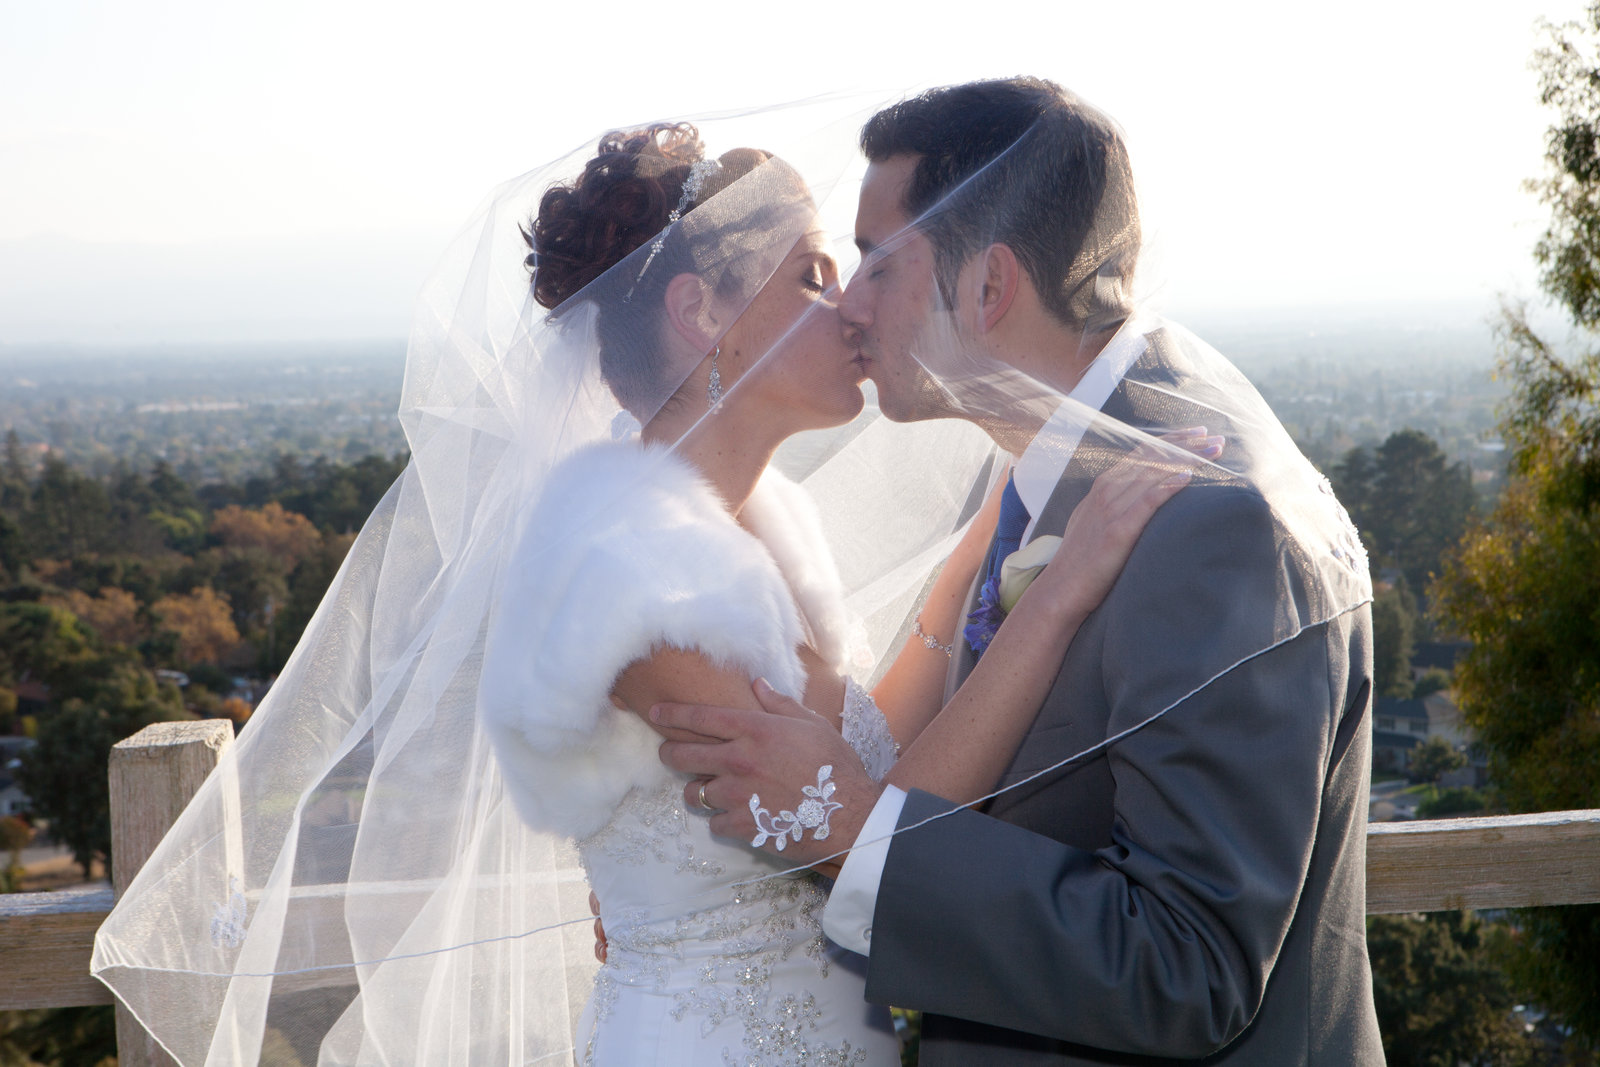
[527,123,803,417]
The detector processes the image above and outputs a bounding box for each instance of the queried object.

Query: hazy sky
[0,0,1588,343]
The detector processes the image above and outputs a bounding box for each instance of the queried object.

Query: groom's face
[840,155,963,423]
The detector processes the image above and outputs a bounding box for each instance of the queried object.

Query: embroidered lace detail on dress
[208,876,249,949]
[584,872,867,1065]
[840,677,898,783]
[581,781,727,878]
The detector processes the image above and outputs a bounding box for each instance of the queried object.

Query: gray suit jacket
[863,332,1384,1064]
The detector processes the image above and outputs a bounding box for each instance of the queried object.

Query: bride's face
[714,227,865,430]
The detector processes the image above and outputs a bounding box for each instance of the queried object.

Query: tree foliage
[1426,4,1600,1048]
[1368,912,1541,1066]
[210,501,321,567]
[0,449,392,879]
[41,587,143,647]
[1406,735,1468,787]
[16,663,187,877]
[0,1005,117,1067]
[0,604,96,689]
[1333,429,1476,598]
[1371,580,1419,699]
[1415,786,1491,820]
[1531,3,1600,331]
[150,587,242,667]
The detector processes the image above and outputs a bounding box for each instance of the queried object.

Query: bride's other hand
[590,891,607,964]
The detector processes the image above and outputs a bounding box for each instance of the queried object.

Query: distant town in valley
[0,308,1516,493]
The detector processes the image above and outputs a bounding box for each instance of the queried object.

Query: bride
[479,122,1203,1065]
[91,100,1201,1066]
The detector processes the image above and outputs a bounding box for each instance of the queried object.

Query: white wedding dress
[479,439,902,1066]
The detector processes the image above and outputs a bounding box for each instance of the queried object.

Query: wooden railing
[1,720,1598,1065]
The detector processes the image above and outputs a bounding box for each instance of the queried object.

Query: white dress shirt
[821,319,1149,956]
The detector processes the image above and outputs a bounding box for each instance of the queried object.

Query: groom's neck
[1000,317,1114,398]
[965,315,1120,454]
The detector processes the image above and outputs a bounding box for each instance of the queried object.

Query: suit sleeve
[863,486,1349,1058]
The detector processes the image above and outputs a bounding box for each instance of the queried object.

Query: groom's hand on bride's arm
[654,678,882,876]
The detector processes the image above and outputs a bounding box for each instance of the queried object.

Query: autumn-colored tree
[150,587,241,666]
[210,501,321,567]
[43,586,143,647]
[220,695,253,726]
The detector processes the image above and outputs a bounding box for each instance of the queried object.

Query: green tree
[1415,786,1491,819]
[1,429,30,511]
[15,663,187,878]
[1367,911,1540,1066]
[1428,4,1600,1047]
[0,815,32,893]
[1371,580,1418,699]
[1334,430,1475,598]
[0,1005,117,1067]
[269,532,356,673]
[1407,735,1467,787]
[28,455,115,560]
[0,603,96,690]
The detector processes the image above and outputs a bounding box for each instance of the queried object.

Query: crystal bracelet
[913,615,954,658]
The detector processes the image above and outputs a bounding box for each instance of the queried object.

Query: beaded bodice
[577,677,897,1066]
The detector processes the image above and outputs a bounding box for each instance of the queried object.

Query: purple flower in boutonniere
[963,574,1006,655]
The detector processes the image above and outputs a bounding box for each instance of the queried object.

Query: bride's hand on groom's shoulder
[653,679,882,876]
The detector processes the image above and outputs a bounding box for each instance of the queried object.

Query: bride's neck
[641,398,783,516]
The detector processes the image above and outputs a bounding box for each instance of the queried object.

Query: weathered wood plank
[107,719,234,1067]
[0,887,115,1009]
[2,807,1598,1018]
[1367,808,1600,914]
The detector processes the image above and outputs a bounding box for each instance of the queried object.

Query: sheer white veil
[90,96,999,1065]
[89,84,1372,1066]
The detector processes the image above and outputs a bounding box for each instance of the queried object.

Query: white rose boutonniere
[997,535,1062,612]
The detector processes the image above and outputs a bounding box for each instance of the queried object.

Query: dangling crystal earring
[707,345,723,408]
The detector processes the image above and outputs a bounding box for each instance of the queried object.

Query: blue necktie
[968,473,1030,656]
[988,474,1031,584]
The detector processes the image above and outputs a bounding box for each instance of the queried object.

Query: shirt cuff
[820,784,907,956]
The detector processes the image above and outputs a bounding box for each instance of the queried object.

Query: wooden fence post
[107,719,234,1067]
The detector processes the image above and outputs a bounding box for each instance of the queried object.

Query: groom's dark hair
[860,77,1139,331]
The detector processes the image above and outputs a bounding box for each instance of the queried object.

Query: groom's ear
[662,272,718,350]
[971,243,1020,334]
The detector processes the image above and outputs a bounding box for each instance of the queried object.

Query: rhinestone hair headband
[624,158,721,301]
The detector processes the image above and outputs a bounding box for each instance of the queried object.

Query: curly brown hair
[527,123,705,312]
[525,123,779,417]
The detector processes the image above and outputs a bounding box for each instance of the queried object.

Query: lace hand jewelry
[748,764,843,851]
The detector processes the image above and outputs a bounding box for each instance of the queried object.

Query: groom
[655,78,1383,1064]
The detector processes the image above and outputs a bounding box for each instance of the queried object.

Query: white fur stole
[479,441,829,838]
